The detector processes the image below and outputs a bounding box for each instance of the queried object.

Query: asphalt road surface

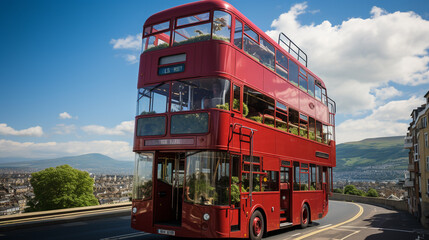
[1,200,428,240]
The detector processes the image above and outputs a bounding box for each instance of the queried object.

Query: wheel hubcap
[253,217,262,236]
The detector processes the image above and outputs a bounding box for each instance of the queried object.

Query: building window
[423,116,428,128]
[427,179,429,194]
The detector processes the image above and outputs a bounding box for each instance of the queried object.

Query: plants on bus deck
[144,43,169,52]
[215,100,249,117]
[230,176,240,205]
[174,34,211,46]
[186,172,216,205]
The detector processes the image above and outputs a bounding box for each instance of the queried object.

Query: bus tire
[300,204,310,228]
[249,210,264,240]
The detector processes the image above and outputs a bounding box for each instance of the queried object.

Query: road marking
[293,202,364,240]
[291,233,301,236]
[340,225,417,233]
[0,206,130,226]
[100,232,150,240]
[339,230,360,240]
[317,224,332,229]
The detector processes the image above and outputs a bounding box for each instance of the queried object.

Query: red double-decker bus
[131,1,336,239]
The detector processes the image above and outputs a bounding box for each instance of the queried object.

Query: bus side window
[293,162,300,191]
[212,11,231,42]
[316,120,323,143]
[288,108,299,135]
[289,61,299,87]
[234,19,243,49]
[232,85,241,112]
[309,117,316,141]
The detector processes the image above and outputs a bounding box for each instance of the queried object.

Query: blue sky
[1,0,429,160]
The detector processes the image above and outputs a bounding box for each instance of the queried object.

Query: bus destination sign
[158,63,185,75]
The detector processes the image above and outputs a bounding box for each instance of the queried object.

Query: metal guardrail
[0,202,131,228]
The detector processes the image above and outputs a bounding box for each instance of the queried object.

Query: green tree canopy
[27,164,98,211]
[366,188,379,197]
[344,185,365,196]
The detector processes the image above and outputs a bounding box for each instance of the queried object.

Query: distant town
[0,170,132,216]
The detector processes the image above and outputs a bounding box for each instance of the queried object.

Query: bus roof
[143,0,326,89]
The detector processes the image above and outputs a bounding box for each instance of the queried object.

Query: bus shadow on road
[361,211,429,240]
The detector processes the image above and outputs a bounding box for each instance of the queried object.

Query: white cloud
[0,123,43,137]
[110,34,141,50]
[373,86,402,100]
[266,4,429,114]
[59,112,72,119]
[53,124,76,135]
[124,54,138,64]
[0,139,133,161]
[336,96,424,143]
[81,121,134,136]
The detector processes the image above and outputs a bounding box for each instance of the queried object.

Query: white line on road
[317,224,332,229]
[100,232,150,240]
[340,225,416,233]
[291,233,301,237]
[339,230,360,240]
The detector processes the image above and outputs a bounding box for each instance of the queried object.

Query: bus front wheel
[249,210,264,240]
[300,204,309,228]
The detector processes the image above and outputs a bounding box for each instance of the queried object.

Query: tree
[333,188,343,194]
[366,188,379,197]
[343,185,365,196]
[27,164,99,211]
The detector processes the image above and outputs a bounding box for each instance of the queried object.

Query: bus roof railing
[278,32,308,67]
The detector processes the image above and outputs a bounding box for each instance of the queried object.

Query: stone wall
[330,193,408,212]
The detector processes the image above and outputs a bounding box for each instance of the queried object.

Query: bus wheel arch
[300,202,310,228]
[249,208,266,240]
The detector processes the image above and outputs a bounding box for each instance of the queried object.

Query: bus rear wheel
[300,204,309,228]
[249,210,264,240]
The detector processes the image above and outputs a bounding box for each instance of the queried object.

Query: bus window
[289,61,299,87]
[280,167,289,183]
[243,86,275,127]
[174,12,211,46]
[308,75,315,97]
[244,25,258,42]
[185,151,230,205]
[299,114,308,138]
[316,121,323,143]
[259,38,275,70]
[309,117,316,141]
[310,164,316,190]
[276,102,288,132]
[323,124,329,144]
[315,84,322,101]
[177,12,209,26]
[318,166,323,190]
[293,162,300,191]
[289,108,299,135]
[262,171,279,191]
[233,19,243,48]
[275,50,288,79]
[322,88,328,105]
[232,85,241,112]
[137,83,170,115]
[212,11,231,42]
[231,155,240,207]
[143,32,171,52]
[300,163,309,191]
[170,78,230,112]
[299,68,307,92]
[133,153,154,200]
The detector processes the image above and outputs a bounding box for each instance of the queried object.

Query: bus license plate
[158,229,175,236]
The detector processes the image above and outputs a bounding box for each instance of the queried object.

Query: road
[1,200,428,240]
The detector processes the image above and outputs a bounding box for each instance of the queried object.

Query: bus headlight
[203,213,210,221]
[132,207,137,214]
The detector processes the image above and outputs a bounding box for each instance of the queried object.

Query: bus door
[229,154,241,232]
[322,166,328,209]
[154,152,185,225]
[280,161,292,222]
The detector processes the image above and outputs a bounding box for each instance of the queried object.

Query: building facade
[405,91,429,227]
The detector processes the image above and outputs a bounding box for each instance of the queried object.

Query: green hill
[0,153,134,175]
[335,136,408,181]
